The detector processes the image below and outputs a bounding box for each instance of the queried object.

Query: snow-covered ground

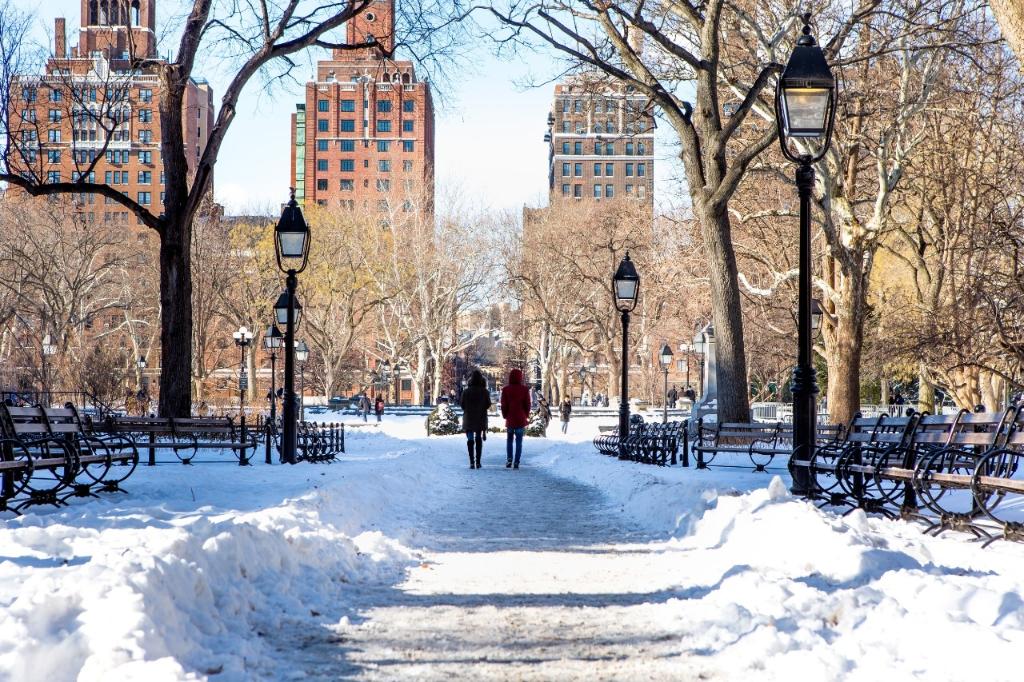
[1,414,1022,681]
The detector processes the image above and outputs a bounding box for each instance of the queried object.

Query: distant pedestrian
[667,385,679,409]
[374,396,385,422]
[460,370,491,469]
[582,389,590,407]
[559,398,572,434]
[358,393,371,422]
[684,386,696,403]
[500,368,531,469]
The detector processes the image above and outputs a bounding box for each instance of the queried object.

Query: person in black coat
[460,370,492,469]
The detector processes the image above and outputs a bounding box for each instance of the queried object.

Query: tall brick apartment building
[544,77,655,207]
[289,0,435,213]
[8,0,214,225]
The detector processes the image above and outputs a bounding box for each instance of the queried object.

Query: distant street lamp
[296,339,309,422]
[775,12,837,496]
[41,333,57,407]
[273,188,310,465]
[232,325,254,466]
[660,343,674,424]
[263,324,282,464]
[613,253,640,458]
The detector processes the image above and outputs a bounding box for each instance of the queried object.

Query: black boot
[475,439,482,469]
[468,441,476,469]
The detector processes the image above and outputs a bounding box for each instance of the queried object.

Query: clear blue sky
[21,1,681,216]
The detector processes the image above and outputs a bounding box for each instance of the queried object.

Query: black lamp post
[775,13,837,496]
[232,325,254,466]
[263,324,282,464]
[613,253,640,457]
[273,188,310,465]
[296,339,309,422]
[136,355,147,393]
[660,343,674,424]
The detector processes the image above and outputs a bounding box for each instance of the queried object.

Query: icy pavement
[1,415,1023,681]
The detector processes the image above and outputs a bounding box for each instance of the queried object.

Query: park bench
[98,415,259,465]
[793,408,1024,545]
[693,420,788,471]
[0,403,138,512]
[594,419,687,465]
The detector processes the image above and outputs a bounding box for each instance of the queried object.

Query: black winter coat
[460,385,491,433]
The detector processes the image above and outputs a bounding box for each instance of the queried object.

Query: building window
[138,171,152,184]
[574,163,582,177]
[340,99,355,112]
[402,120,414,132]
[138,151,152,164]
[638,184,646,198]
[403,100,415,112]
[638,163,646,177]
[377,140,391,152]
[340,159,355,172]
[626,163,634,177]
[403,160,414,172]
[47,150,61,163]
[49,89,62,102]
[138,192,151,205]
[22,87,37,102]
[626,142,634,155]
[573,99,582,113]
[606,184,614,198]
[573,184,581,198]
[377,100,392,113]
[48,109,61,122]
[340,179,354,191]
[376,120,392,133]
[316,179,328,190]
[340,119,355,132]
[104,170,112,184]
[316,159,328,171]
[376,179,391,191]
[605,163,613,176]
[139,130,152,143]
[593,184,602,199]
[561,121,570,133]
[561,184,570,196]
[574,141,582,155]
[593,163,602,177]
[138,109,152,122]
[562,162,570,176]
[594,142,601,155]
[638,142,646,155]
[48,129,61,143]
[403,140,415,152]
[561,142,570,154]
[317,99,329,112]
[317,119,329,132]
[341,139,355,151]
[317,140,328,151]
[606,143,614,155]
[625,184,633,195]
[378,159,391,172]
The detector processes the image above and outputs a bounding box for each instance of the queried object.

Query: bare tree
[0,0,466,416]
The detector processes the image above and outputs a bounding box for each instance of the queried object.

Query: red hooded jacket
[500,368,532,429]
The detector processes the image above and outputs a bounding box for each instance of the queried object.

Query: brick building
[544,77,655,206]
[8,0,214,225]
[289,0,435,213]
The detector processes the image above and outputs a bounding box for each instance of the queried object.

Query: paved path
[304,446,702,681]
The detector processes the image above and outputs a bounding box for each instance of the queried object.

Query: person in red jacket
[500,368,532,469]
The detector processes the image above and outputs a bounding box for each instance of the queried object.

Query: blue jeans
[506,427,525,464]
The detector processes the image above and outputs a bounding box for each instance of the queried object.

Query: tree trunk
[991,0,1024,63]
[157,219,193,417]
[824,261,866,425]
[880,375,890,407]
[918,364,935,414]
[699,206,749,422]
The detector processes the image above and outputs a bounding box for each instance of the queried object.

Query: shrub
[425,402,461,436]
[525,408,548,437]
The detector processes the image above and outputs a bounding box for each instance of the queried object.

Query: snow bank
[0,427,428,682]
